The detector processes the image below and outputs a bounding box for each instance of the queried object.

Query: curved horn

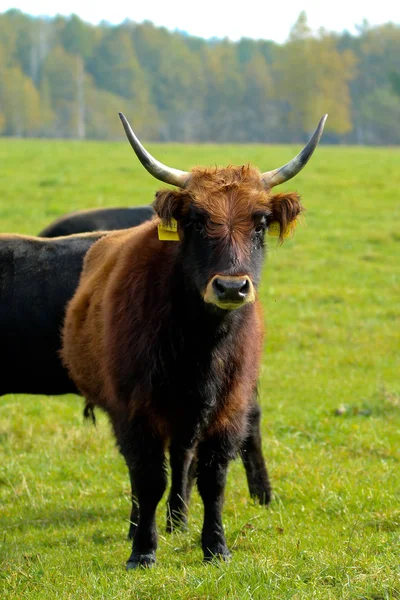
[119,112,190,188]
[262,114,328,188]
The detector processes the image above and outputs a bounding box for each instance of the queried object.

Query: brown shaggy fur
[62,166,303,439]
[62,218,262,440]
[61,164,303,567]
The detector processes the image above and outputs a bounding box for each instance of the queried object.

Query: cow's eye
[193,221,205,234]
[254,218,267,235]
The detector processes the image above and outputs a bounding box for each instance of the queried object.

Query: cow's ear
[153,189,189,225]
[267,192,304,242]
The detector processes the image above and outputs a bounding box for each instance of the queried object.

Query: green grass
[1,139,399,599]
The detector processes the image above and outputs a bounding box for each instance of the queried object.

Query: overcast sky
[1,0,399,42]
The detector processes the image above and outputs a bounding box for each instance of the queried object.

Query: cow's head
[119,113,326,311]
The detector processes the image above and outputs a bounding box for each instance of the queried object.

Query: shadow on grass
[1,506,124,534]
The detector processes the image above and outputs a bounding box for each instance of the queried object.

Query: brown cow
[62,112,326,569]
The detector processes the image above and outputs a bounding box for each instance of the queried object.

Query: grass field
[0,138,399,599]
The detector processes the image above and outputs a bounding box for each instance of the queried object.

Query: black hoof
[248,483,272,505]
[254,488,272,505]
[126,552,156,570]
[203,549,232,563]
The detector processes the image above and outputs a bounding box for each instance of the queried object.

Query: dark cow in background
[62,112,326,568]
[39,205,155,238]
[0,231,106,396]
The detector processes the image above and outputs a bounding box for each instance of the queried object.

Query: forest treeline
[0,9,399,144]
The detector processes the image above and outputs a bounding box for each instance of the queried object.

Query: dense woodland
[0,9,399,144]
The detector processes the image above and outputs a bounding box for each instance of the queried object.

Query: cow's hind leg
[118,416,167,569]
[241,397,272,505]
[166,444,193,533]
[186,454,197,502]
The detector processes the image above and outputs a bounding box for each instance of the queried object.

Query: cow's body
[39,204,270,502]
[39,206,155,238]
[63,213,266,567]
[0,232,106,396]
[62,168,307,568]
[0,228,270,506]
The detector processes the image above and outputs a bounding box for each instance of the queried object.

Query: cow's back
[39,206,155,237]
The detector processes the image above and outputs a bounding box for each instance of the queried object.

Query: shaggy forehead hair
[170,165,272,241]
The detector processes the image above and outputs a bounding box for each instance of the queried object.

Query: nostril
[213,278,226,297]
[239,279,250,296]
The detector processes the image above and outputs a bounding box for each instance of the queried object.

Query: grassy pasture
[0,138,399,599]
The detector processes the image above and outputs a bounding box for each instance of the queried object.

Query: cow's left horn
[261,114,328,188]
[119,113,190,188]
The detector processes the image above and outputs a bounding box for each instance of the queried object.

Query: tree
[360,87,400,144]
[38,75,55,135]
[202,40,246,141]
[389,71,400,96]
[275,12,356,139]
[0,65,41,135]
[240,52,278,142]
[60,14,95,60]
[0,42,5,132]
[42,45,81,136]
[131,21,205,140]
[88,25,158,137]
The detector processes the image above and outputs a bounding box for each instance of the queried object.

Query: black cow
[0,232,106,395]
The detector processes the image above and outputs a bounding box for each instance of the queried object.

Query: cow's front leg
[241,397,272,505]
[127,471,139,540]
[118,416,167,569]
[196,436,232,562]
[166,443,194,533]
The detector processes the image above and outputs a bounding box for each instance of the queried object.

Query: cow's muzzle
[203,275,255,310]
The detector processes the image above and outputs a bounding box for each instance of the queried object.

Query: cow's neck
[147,261,251,442]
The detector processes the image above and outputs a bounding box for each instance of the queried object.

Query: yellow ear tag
[158,218,179,241]
[268,219,297,239]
